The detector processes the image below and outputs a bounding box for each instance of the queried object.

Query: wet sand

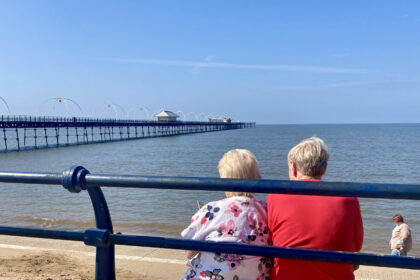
[0,236,419,280]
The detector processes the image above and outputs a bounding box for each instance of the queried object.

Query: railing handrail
[1,225,419,270]
[0,171,419,200]
[0,166,419,280]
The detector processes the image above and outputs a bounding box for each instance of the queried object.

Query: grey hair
[218,149,261,197]
[288,137,329,177]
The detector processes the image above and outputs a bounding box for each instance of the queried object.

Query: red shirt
[267,179,363,280]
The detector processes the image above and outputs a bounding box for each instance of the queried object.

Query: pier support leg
[55,127,59,147]
[66,127,69,145]
[3,127,7,152]
[34,128,37,148]
[44,128,48,147]
[15,128,20,150]
[84,127,88,143]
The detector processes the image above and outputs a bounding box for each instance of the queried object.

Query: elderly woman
[181,149,271,280]
[390,214,412,256]
[267,137,364,280]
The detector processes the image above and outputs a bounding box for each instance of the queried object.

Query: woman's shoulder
[201,198,229,208]
[227,196,267,213]
[196,198,230,215]
[197,196,267,216]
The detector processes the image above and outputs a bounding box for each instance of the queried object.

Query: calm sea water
[0,124,419,256]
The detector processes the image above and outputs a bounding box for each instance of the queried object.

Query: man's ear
[288,161,298,180]
[292,162,298,178]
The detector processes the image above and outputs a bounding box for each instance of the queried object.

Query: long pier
[0,115,255,152]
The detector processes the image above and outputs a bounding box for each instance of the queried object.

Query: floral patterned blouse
[181,196,272,280]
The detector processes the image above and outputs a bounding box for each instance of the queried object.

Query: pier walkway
[0,115,255,152]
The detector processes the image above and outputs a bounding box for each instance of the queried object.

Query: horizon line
[256,122,420,125]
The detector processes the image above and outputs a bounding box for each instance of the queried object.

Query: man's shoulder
[268,194,357,200]
[267,194,359,209]
[267,193,295,202]
[266,194,319,208]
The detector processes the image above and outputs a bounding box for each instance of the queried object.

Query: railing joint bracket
[61,165,90,193]
[84,228,111,247]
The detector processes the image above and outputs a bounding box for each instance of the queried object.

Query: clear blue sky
[0,1,419,124]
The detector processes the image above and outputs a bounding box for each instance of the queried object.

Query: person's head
[288,137,329,180]
[218,149,261,198]
[392,214,404,225]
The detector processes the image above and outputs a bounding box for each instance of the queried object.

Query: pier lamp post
[198,113,208,121]
[187,112,199,121]
[128,106,152,120]
[37,97,84,117]
[0,96,11,115]
[176,110,186,121]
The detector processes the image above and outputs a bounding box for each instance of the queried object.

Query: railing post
[61,166,115,280]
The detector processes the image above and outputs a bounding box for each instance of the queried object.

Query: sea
[0,124,419,256]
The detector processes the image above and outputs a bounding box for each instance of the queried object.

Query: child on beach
[181,149,272,280]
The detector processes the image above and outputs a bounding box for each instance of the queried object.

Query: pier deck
[0,115,255,152]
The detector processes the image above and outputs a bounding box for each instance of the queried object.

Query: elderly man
[267,137,363,280]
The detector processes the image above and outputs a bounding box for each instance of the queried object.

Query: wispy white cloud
[275,85,319,91]
[97,57,372,74]
[192,55,215,74]
[325,76,420,88]
[325,80,387,88]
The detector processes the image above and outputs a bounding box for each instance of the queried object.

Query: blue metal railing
[0,166,419,280]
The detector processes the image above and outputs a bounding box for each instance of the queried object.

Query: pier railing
[0,114,252,125]
[0,115,255,152]
[0,166,420,279]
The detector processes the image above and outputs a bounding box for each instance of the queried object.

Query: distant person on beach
[267,137,364,280]
[181,149,272,280]
[390,214,412,256]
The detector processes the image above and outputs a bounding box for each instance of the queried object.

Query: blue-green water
[0,124,419,255]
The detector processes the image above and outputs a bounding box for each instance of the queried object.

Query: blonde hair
[218,149,261,197]
[288,137,329,177]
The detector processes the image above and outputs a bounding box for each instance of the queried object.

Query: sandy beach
[0,235,419,280]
